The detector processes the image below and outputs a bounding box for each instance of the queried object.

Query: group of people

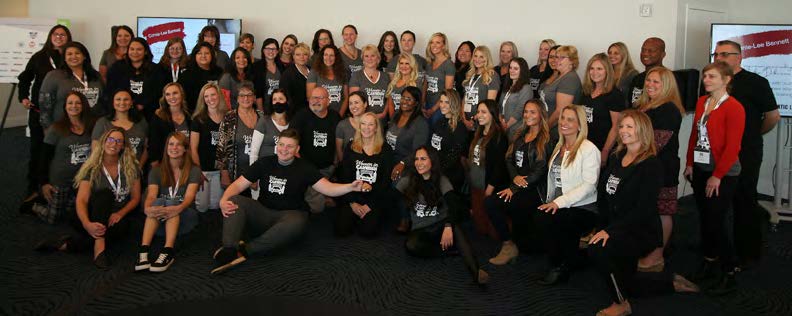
[16,23,779,316]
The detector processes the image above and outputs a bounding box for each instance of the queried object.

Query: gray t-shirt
[462,73,501,118]
[92,117,148,160]
[386,116,430,163]
[539,71,582,115]
[499,84,534,138]
[235,118,255,176]
[424,59,456,107]
[396,175,453,230]
[254,116,286,158]
[387,53,427,81]
[335,118,357,148]
[341,48,364,74]
[307,71,345,113]
[469,138,486,189]
[147,165,202,206]
[38,70,104,128]
[44,128,92,187]
[100,49,119,68]
[349,70,389,114]
[388,77,425,111]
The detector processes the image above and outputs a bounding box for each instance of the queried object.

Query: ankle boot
[489,240,519,265]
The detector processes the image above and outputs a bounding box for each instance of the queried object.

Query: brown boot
[489,240,519,265]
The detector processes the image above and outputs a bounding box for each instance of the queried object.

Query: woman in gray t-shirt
[386,53,425,119]
[460,46,501,130]
[307,46,349,115]
[498,58,534,139]
[349,45,389,120]
[423,33,455,125]
[540,45,582,128]
[339,25,364,76]
[336,91,369,162]
[92,89,148,164]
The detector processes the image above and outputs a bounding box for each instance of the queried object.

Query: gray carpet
[1,126,791,316]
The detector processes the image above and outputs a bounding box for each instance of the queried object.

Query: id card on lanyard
[464,75,481,114]
[102,162,125,203]
[168,178,180,200]
[171,63,180,82]
[693,93,729,165]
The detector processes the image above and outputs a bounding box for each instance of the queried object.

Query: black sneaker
[135,245,151,272]
[149,248,175,272]
[211,247,246,275]
[94,251,111,270]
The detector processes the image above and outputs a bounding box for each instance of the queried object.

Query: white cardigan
[546,139,601,209]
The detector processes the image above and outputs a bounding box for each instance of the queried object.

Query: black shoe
[538,265,570,285]
[150,247,174,272]
[135,245,151,272]
[94,251,111,270]
[707,271,736,296]
[34,235,70,252]
[692,259,719,283]
[210,247,246,275]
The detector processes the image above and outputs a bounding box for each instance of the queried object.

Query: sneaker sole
[210,256,246,275]
[149,259,174,273]
[134,264,150,271]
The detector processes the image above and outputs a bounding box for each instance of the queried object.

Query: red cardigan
[686,95,745,179]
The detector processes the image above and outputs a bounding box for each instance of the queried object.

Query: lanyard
[171,63,180,82]
[501,91,511,113]
[700,93,729,125]
[168,177,180,199]
[102,161,124,202]
[467,74,481,94]
[48,57,57,69]
[73,72,88,89]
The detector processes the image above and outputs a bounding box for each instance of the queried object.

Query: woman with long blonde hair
[190,82,227,213]
[529,39,556,97]
[461,46,500,131]
[386,53,423,118]
[422,32,455,125]
[580,53,625,165]
[608,42,638,99]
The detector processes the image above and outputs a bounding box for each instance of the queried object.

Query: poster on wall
[0,18,70,84]
[711,24,792,116]
[137,17,241,64]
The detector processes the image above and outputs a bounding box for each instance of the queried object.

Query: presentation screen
[137,17,241,64]
[711,24,792,116]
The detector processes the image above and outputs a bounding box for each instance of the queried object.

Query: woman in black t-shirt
[580,53,624,165]
[453,41,475,99]
[528,39,556,97]
[190,82,228,212]
[149,83,191,168]
[105,38,165,119]
[178,42,223,112]
[431,90,468,191]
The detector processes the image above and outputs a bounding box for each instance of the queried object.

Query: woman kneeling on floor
[135,132,201,272]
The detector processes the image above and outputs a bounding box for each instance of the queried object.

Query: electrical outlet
[640,4,653,17]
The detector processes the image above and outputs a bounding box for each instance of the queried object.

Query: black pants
[334,202,382,238]
[405,222,481,282]
[69,189,130,253]
[693,167,739,270]
[484,188,542,243]
[536,206,597,267]
[733,150,764,262]
[27,110,44,193]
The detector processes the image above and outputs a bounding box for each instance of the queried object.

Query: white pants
[195,170,221,212]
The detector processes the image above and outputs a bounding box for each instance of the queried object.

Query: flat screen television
[711,23,792,116]
[137,17,242,64]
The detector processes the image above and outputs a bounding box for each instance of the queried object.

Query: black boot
[538,264,570,286]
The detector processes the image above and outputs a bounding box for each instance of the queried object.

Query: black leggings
[405,223,481,282]
[733,150,764,262]
[334,203,382,238]
[693,167,739,270]
[484,188,542,242]
[69,189,130,253]
[27,110,44,192]
[535,206,597,267]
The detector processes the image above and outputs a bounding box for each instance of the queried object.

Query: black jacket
[18,49,62,109]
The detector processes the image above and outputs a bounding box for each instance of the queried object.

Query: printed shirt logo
[464,86,480,113]
[366,88,386,108]
[631,87,642,104]
[273,136,279,154]
[414,202,439,218]
[391,93,402,110]
[267,175,287,195]
[529,78,540,90]
[515,150,524,168]
[129,80,143,94]
[605,174,620,195]
[74,87,100,107]
[386,131,397,150]
[355,160,379,183]
[551,162,562,188]
[210,131,220,145]
[349,64,363,73]
[584,105,594,123]
[243,134,253,155]
[267,79,280,96]
[426,76,439,93]
[128,137,142,154]
[313,131,328,147]
[472,144,481,166]
[325,84,342,103]
[431,133,442,151]
[69,143,90,165]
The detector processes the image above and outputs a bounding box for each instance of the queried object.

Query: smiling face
[547,48,558,70]
[276,136,299,161]
[294,48,309,66]
[363,49,379,69]
[168,43,184,60]
[166,135,186,159]
[234,50,248,70]
[342,26,357,46]
[104,131,125,156]
[644,71,663,100]
[237,88,255,109]
[398,56,412,75]
[400,33,415,52]
[414,148,433,177]
[383,35,396,52]
[456,45,472,64]
[640,38,665,68]
[359,114,377,139]
[348,94,367,117]
[523,102,541,128]
[555,51,573,73]
[438,94,451,116]
[113,91,132,113]
[116,29,132,48]
[607,46,622,66]
[309,88,329,114]
[559,108,580,138]
[263,43,278,61]
[400,90,416,112]
[509,60,521,80]
[64,47,85,69]
[281,38,296,55]
[472,49,486,70]
[203,33,217,46]
[476,103,492,127]
[195,46,212,68]
[618,116,637,146]
[65,94,83,118]
[203,86,219,109]
[127,41,145,63]
[240,38,254,53]
[429,36,444,56]
[499,44,514,65]
[318,32,331,49]
[538,42,551,61]
[323,48,336,67]
[164,85,183,107]
[588,59,607,85]
[50,27,68,49]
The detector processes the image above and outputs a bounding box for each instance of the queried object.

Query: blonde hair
[464,45,496,86]
[350,112,384,154]
[614,109,657,165]
[553,105,589,167]
[361,44,380,65]
[386,53,419,96]
[608,42,636,83]
[294,43,311,58]
[500,41,519,62]
[439,89,462,131]
[636,67,685,115]
[193,82,228,122]
[425,32,451,63]
[537,39,557,65]
[556,45,580,70]
[582,53,616,95]
[74,127,140,190]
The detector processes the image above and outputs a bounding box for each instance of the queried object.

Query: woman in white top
[536,104,600,286]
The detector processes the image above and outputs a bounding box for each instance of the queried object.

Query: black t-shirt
[628,71,647,106]
[291,109,341,169]
[430,117,468,174]
[730,69,779,152]
[580,89,625,150]
[529,64,554,98]
[190,117,221,171]
[243,156,323,210]
[645,102,682,187]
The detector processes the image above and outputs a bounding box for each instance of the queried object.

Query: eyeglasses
[711,52,740,58]
[402,96,415,102]
[106,136,124,144]
[52,33,68,38]
[556,56,570,60]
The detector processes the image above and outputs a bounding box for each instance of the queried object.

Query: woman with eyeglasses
[158,37,189,83]
[252,38,286,111]
[541,45,582,129]
[216,82,264,196]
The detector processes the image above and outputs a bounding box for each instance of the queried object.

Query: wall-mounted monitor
[711,23,792,116]
[137,17,242,64]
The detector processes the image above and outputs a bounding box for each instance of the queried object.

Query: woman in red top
[684,61,745,295]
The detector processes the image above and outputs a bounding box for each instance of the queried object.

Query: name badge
[694,150,710,164]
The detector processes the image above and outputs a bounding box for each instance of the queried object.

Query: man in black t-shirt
[713,40,779,268]
[211,129,369,275]
[628,37,666,105]
[291,86,342,213]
